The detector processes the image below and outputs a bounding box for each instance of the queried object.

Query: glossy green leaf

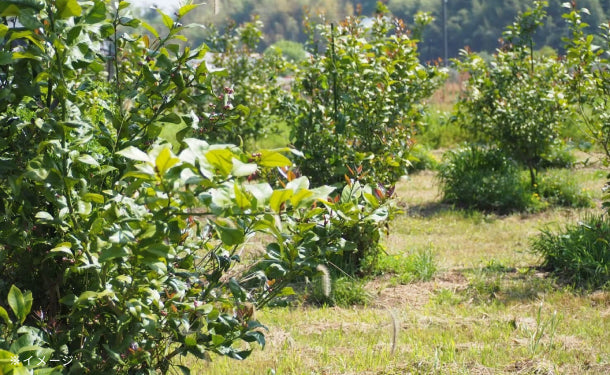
[231,158,257,177]
[215,221,244,246]
[157,9,174,30]
[155,147,180,175]
[117,146,151,163]
[141,21,160,38]
[258,150,292,168]
[178,4,199,17]
[205,149,233,176]
[77,154,99,167]
[7,285,28,324]
[81,193,105,204]
[56,0,82,18]
[0,306,11,326]
[270,189,293,212]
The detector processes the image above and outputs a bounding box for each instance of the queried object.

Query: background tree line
[138,0,610,62]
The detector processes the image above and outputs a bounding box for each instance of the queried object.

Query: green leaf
[155,147,180,175]
[81,193,105,204]
[178,4,199,17]
[0,51,12,65]
[205,149,233,176]
[12,366,32,375]
[99,247,129,262]
[49,242,72,256]
[215,221,244,246]
[56,0,82,18]
[185,333,197,347]
[0,306,11,326]
[233,183,251,209]
[231,158,257,177]
[7,285,28,324]
[103,344,125,365]
[270,189,293,212]
[258,150,292,168]
[117,146,151,162]
[228,278,246,301]
[141,21,160,38]
[84,0,106,23]
[35,211,54,221]
[77,154,99,167]
[290,189,314,207]
[157,8,174,30]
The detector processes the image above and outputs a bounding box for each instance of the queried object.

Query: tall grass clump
[532,214,610,289]
[375,249,437,284]
[438,146,532,213]
[536,169,594,208]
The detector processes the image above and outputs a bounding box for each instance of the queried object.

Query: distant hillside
[159,0,609,61]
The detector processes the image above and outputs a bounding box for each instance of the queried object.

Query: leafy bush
[288,6,446,188]
[417,110,473,149]
[267,40,307,63]
[331,278,371,307]
[454,1,570,187]
[408,144,440,172]
[0,1,393,373]
[196,19,290,145]
[536,169,594,208]
[438,146,532,213]
[532,214,610,289]
[539,142,577,169]
[563,3,610,211]
[0,285,61,374]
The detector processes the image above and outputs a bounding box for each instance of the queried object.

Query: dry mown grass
[191,168,610,375]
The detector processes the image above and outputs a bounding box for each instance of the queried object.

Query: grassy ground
[184,166,610,374]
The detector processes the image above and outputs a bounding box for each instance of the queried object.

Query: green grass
[184,167,610,375]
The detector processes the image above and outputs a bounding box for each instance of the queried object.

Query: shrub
[536,169,594,208]
[408,144,440,172]
[438,146,532,213]
[196,18,290,145]
[0,2,393,373]
[288,7,446,188]
[267,40,307,63]
[454,1,570,187]
[539,142,577,169]
[532,214,610,289]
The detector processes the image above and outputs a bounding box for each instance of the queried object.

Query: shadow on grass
[403,201,501,224]
[403,201,457,218]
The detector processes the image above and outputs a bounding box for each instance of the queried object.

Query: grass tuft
[532,213,610,289]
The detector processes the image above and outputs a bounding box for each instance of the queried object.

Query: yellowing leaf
[56,0,82,19]
[157,8,174,30]
[155,147,180,175]
[178,4,199,17]
[258,150,292,168]
[205,149,233,176]
[270,189,293,212]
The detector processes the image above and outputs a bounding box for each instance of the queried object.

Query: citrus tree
[0,1,393,373]
[454,1,570,187]
[287,4,446,188]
